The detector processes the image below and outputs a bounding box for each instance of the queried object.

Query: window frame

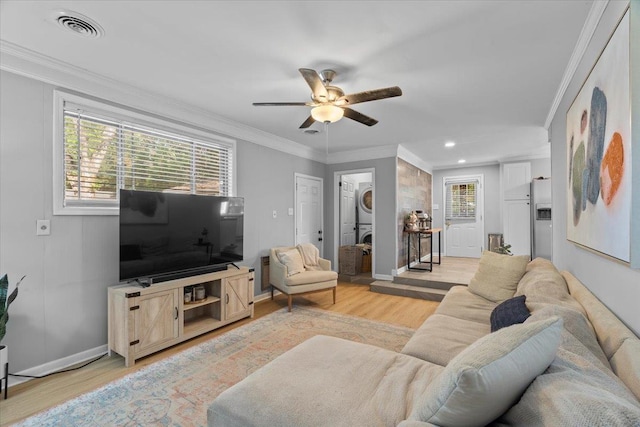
[53,91,236,215]
[445,181,478,220]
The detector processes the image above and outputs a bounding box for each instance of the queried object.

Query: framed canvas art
[566,8,631,262]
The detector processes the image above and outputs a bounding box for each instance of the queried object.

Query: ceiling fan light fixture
[311,105,344,123]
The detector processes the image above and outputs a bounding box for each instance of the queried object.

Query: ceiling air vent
[52,10,104,38]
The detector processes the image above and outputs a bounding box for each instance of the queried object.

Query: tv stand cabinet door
[224,273,254,321]
[131,289,180,361]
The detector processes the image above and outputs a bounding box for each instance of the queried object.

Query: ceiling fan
[253,68,402,128]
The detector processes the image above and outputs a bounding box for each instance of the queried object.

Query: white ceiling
[0,1,594,168]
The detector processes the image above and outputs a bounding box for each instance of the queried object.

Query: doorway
[443,174,484,258]
[334,169,374,280]
[295,173,323,255]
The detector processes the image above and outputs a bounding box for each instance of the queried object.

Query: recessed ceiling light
[51,10,104,38]
[458,159,466,164]
[445,141,456,148]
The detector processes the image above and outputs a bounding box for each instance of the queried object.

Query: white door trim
[442,174,485,257]
[333,168,375,274]
[294,173,324,255]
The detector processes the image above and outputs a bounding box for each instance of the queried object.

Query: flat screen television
[119,189,244,283]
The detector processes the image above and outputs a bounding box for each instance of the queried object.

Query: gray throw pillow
[411,316,563,427]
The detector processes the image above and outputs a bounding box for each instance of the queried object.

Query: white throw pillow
[277,248,305,276]
[468,251,529,303]
[411,316,563,427]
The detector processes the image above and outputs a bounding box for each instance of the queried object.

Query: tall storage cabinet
[108,267,254,366]
[502,162,531,257]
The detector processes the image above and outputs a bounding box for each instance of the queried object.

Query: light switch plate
[288,208,293,216]
[433,204,440,210]
[272,210,277,219]
[37,219,51,235]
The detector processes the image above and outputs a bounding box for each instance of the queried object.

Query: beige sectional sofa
[208,256,640,426]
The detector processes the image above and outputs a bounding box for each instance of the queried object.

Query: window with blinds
[60,100,233,212]
[445,182,477,220]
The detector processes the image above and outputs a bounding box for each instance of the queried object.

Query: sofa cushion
[411,316,563,427]
[401,314,490,366]
[515,258,586,315]
[498,346,640,426]
[435,286,498,325]
[562,271,637,359]
[284,270,338,286]
[610,339,640,401]
[490,295,530,332]
[277,248,305,276]
[526,304,610,370]
[208,335,444,427]
[468,251,529,303]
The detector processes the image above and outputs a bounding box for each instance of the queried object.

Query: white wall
[0,70,324,374]
[325,158,397,278]
[550,1,640,336]
[432,164,502,240]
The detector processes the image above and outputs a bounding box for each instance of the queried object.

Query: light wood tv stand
[108,266,254,366]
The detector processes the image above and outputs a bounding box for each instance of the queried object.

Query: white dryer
[357,182,373,224]
[357,224,373,245]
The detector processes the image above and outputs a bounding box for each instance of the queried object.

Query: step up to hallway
[370,257,475,301]
[370,280,449,302]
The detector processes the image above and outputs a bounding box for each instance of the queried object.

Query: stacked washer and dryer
[356,182,373,245]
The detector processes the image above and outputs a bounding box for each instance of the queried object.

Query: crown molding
[397,145,434,173]
[544,0,609,129]
[325,144,398,164]
[0,41,322,163]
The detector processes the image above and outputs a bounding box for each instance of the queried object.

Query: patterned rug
[14,307,414,427]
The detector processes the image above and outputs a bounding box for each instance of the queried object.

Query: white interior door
[295,174,323,255]
[444,175,484,258]
[340,176,356,245]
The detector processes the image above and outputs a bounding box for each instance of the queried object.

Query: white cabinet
[109,267,254,366]
[504,200,531,257]
[503,162,531,200]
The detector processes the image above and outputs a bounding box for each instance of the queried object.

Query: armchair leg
[288,295,293,312]
[271,286,274,300]
[333,287,336,305]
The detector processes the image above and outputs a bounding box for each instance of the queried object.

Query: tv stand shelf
[108,266,254,367]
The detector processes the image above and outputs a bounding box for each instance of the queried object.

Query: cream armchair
[270,246,338,312]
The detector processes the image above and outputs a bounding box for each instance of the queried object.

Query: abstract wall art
[566,9,631,262]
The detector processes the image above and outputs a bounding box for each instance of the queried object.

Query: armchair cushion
[276,248,305,276]
[285,270,338,287]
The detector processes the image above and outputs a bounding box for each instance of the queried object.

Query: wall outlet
[272,210,277,219]
[36,219,51,236]
[288,208,293,216]
[433,204,439,210]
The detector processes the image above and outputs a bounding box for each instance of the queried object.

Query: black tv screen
[119,189,244,282]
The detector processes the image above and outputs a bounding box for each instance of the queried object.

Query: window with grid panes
[445,182,477,220]
[56,93,234,214]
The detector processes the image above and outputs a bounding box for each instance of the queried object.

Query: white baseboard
[8,344,107,388]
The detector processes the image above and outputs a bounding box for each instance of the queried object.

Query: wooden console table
[405,228,442,272]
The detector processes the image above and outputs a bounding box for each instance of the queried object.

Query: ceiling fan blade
[252,102,309,106]
[342,108,378,126]
[337,86,402,106]
[299,68,329,100]
[299,116,316,129]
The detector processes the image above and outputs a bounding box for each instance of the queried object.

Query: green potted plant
[493,244,513,255]
[1,274,25,393]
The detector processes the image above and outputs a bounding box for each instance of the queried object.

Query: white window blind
[445,181,477,220]
[62,104,233,209]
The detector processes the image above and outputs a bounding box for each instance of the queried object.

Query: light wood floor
[398,256,480,285]
[0,282,438,426]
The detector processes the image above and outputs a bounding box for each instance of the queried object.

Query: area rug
[14,307,414,427]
